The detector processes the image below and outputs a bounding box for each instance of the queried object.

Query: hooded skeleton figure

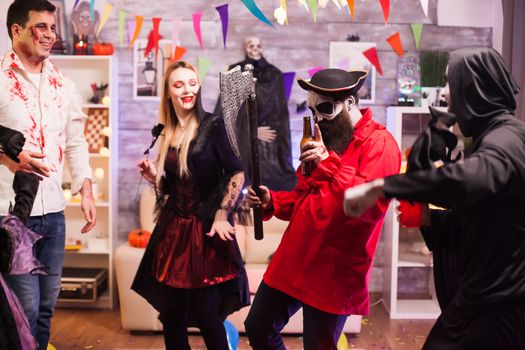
[217,36,297,191]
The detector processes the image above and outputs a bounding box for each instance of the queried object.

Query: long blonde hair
[155,61,200,186]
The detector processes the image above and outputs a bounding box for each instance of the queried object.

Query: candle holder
[73,34,88,55]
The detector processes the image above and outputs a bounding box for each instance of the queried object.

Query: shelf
[53,54,118,310]
[66,248,109,255]
[398,259,432,267]
[51,55,113,61]
[65,201,109,207]
[89,153,109,158]
[83,103,109,109]
[390,299,441,319]
[398,242,433,267]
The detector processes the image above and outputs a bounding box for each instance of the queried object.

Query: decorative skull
[244,36,262,61]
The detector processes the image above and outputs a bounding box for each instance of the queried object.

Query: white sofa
[115,188,362,333]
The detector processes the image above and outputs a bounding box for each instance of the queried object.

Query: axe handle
[246,95,264,240]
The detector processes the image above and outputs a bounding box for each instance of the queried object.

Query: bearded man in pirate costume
[244,68,401,350]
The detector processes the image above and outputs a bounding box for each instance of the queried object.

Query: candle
[99,147,110,156]
[94,167,105,180]
[74,36,88,55]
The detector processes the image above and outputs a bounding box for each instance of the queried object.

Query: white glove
[343,178,385,217]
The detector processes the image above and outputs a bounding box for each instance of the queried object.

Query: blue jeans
[3,211,65,350]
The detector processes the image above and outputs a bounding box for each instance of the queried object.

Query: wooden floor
[50,302,434,350]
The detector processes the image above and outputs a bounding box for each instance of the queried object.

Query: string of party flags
[78,0,427,80]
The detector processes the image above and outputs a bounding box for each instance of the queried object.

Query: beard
[317,112,354,155]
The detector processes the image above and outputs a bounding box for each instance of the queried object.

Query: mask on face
[307,91,354,122]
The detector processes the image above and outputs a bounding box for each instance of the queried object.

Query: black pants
[160,287,229,350]
[245,281,347,350]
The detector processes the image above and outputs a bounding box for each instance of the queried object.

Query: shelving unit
[383,106,441,319]
[50,55,119,309]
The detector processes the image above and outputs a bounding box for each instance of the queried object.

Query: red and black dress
[132,112,249,325]
[151,147,240,289]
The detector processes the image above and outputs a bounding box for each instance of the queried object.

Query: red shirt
[263,108,401,315]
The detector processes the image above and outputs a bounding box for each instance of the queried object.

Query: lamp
[143,61,156,85]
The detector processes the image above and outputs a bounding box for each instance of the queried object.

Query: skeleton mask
[307,91,355,122]
[244,37,262,61]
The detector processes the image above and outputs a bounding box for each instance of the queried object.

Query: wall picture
[329,42,376,104]
[133,39,174,101]
[49,0,68,54]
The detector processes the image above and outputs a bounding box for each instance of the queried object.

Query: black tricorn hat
[297,68,368,100]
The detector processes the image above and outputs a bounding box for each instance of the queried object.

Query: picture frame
[133,39,174,101]
[49,0,69,54]
[329,41,376,104]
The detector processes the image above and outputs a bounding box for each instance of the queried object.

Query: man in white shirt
[0,1,96,349]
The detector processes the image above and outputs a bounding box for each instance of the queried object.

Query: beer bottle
[300,116,315,176]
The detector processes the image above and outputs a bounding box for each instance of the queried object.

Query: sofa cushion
[245,231,283,264]
[245,263,267,294]
[140,187,156,233]
[234,224,247,260]
[244,217,287,264]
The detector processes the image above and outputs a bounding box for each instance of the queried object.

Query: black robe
[218,56,297,191]
[384,47,525,349]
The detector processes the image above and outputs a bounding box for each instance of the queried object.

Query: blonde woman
[132,61,249,350]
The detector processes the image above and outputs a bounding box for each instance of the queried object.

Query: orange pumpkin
[93,42,114,56]
[128,229,151,248]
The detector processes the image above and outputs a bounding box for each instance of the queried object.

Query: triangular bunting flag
[362,47,383,75]
[198,57,212,82]
[127,20,134,45]
[90,0,96,26]
[347,0,355,19]
[96,3,112,37]
[411,23,423,49]
[420,0,429,17]
[215,4,229,48]
[240,0,274,27]
[144,30,164,58]
[386,32,404,57]
[274,6,287,25]
[281,0,289,24]
[193,12,204,50]
[118,10,126,47]
[319,0,329,9]
[171,46,187,63]
[128,16,144,49]
[282,72,295,101]
[73,0,80,10]
[308,66,323,77]
[379,0,390,24]
[298,0,310,12]
[331,0,342,10]
[308,0,318,22]
[152,18,161,57]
